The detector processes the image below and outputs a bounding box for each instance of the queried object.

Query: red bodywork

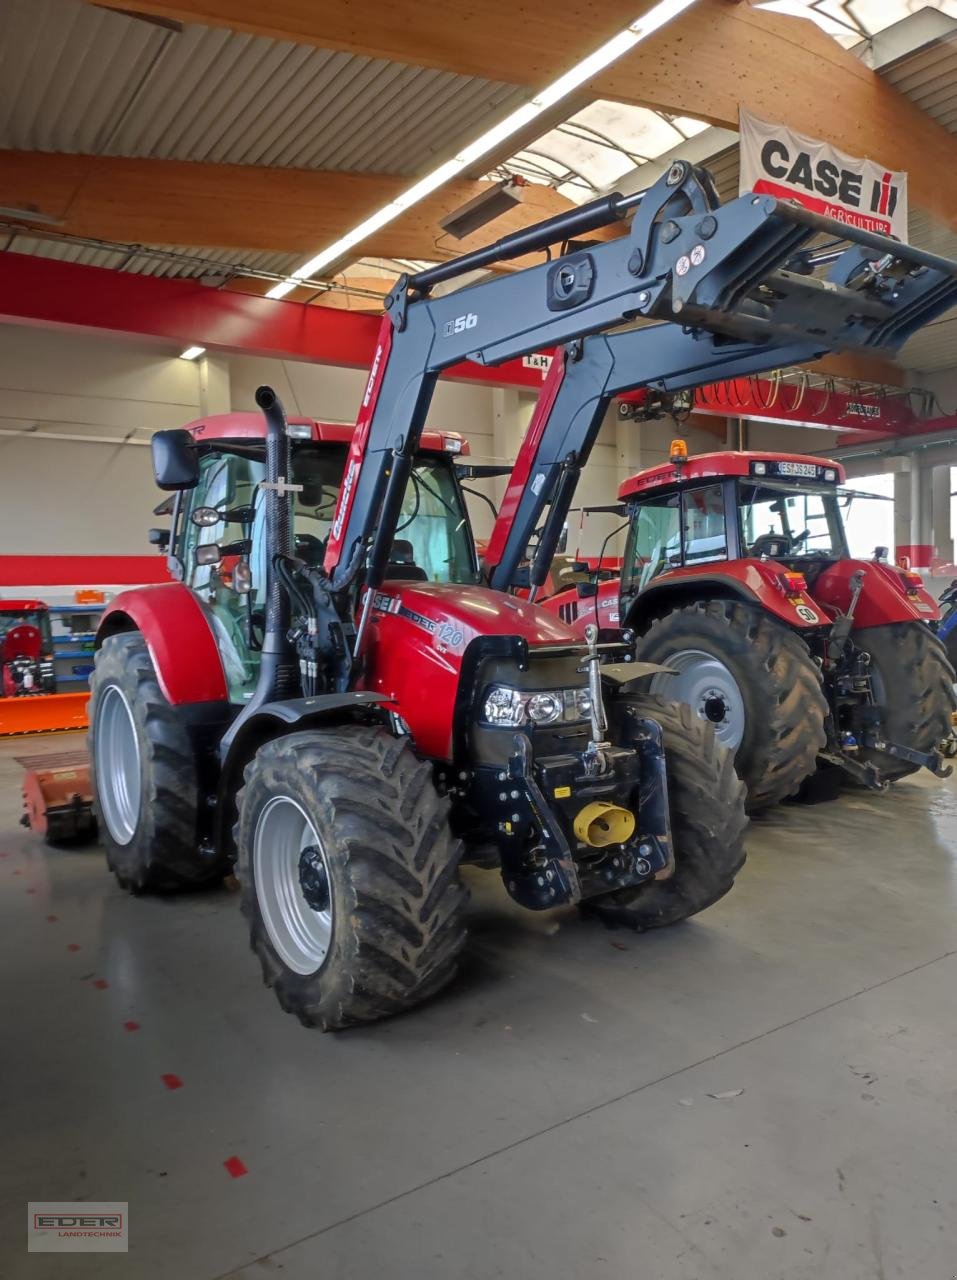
[183,404,468,458]
[357,581,577,760]
[545,450,940,638]
[617,450,845,499]
[98,583,229,705]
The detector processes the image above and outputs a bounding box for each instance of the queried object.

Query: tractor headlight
[481,684,591,727]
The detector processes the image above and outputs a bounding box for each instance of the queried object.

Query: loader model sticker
[739,109,908,241]
[443,312,478,338]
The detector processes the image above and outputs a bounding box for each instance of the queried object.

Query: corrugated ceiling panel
[882,38,957,132]
[4,235,302,280]
[0,0,526,174]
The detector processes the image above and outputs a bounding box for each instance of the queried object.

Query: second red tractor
[546,446,955,808]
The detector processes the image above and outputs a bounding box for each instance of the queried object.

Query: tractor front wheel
[89,633,226,892]
[235,727,468,1030]
[857,622,956,781]
[582,694,748,930]
[638,600,828,810]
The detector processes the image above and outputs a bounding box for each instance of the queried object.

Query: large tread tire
[236,727,468,1031]
[637,600,828,811]
[88,633,226,893]
[856,621,956,781]
[582,695,748,930]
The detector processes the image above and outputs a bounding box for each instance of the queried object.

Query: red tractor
[0,600,56,698]
[545,446,956,808]
[86,162,957,1027]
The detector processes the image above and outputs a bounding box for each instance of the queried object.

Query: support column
[198,353,231,415]
[932,463,953,570]
[895,457,934,569]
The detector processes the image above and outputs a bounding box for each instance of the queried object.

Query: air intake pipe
[243,385,297,703]
[254,384,293,651]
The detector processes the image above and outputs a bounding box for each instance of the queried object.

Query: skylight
[488,101,710,205]
[755,1,957,47]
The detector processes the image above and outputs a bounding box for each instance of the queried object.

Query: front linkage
[463,627,674,911]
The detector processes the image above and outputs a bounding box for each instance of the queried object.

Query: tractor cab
[0,600,56,697]
[617,450,856,631]
[153,414,480,700]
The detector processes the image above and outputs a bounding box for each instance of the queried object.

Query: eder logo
[29,1202,129,1253]
[739,109,908,242]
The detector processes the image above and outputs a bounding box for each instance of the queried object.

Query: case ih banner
[739,109,908,241]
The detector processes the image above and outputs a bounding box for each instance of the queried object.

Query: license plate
[776,461,818,478]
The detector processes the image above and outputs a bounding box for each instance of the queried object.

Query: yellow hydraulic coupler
[573,801,636,848]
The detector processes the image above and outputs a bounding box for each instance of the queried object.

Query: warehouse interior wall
[2,322,953,571]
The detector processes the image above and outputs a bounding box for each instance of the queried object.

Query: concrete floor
[2,733,957,1280]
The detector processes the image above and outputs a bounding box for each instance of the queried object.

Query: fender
[214,692,391,857]
[619,563,833,633]
[811,559,941,627]
[96,583,229,705]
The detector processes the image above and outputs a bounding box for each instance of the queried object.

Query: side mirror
[148,528,170,550]
[196,543,222,566]
[577,581,598,599]
[151,429,199,491]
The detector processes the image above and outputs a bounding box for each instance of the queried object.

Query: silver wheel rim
[93,685,142,845]
[650,649,746,751]
[253,796,333,976]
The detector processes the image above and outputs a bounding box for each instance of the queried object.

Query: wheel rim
[650,649,747,751]
[93,685,142,845]
[253,796,333,976]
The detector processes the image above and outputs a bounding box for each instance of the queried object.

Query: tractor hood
[359,581,582,762]
[369,581,579,648]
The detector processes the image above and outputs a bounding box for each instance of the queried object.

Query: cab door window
[681,484,728,564]
[626,493,681,591]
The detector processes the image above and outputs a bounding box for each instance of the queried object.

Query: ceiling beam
[0,251,553,389]
[84,0,957,224]
[0,151,605,262]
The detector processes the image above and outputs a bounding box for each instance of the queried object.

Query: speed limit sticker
[794,603,820,624]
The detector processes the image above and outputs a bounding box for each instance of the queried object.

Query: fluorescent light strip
[179,345,206,360]
[266,0,698,299]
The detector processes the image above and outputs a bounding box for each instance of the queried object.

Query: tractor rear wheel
[89,633,226,892]
[857,622,956,781]
[582,694,748,930]
[638,600,828,810]
[235,727,468,1030]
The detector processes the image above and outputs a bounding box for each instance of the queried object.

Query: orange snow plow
[0,691,89,737]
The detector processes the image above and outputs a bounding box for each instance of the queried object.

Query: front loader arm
[322,159,957,605]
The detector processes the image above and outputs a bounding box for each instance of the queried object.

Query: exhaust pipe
[219,386,297,765]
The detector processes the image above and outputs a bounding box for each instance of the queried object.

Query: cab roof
[184,413,469,456]
[0,599,47,612]
[618,450,845,500]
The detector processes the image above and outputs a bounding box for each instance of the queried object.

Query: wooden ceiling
[0,152,614,263]
[82,0,957,223]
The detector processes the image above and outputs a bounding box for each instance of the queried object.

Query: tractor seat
[384,538,429,582]
[294,533,325,566]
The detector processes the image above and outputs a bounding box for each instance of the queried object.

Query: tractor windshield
[738,480,850,559]
[0,608,50,643]
[180,443,478,700]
